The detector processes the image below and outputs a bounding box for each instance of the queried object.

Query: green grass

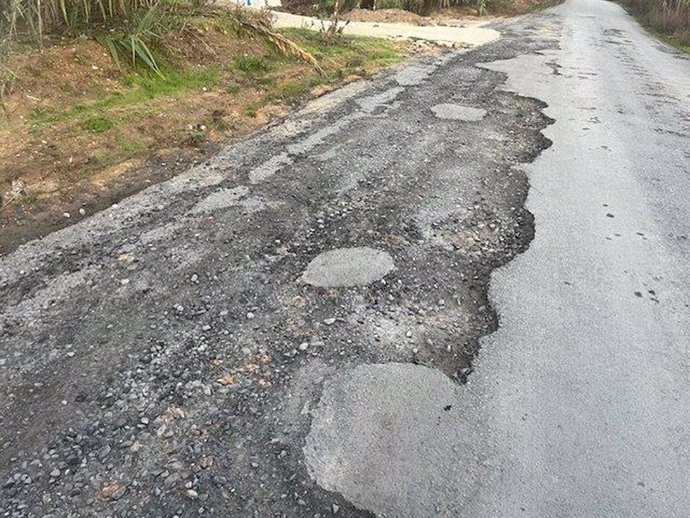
[28,27,404,130]
[234,55,271,73]
[268,77,322,104]
[15,26,406,185]
[31,65,222,126]
[77,134,148,176]
[281,29,405,72]
[225,84,241,95]
[116,134,148,155]
[652,29,690,53]
[82,116,114,133]
[244,101,261,118]
[376,0,405,8]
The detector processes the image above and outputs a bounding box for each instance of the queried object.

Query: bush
[620,0,690,44]
[375,0,406,8]
[1,0,169,40]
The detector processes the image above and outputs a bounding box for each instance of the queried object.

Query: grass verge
[0,10,410,244]
[614,0,690,52]
[645,25,690,53]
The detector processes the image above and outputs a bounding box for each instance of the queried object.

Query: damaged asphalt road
[2,0,689,516]
[0,16,552,516]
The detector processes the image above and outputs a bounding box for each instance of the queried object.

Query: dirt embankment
[0,19,409,254]
[344,8,432,25]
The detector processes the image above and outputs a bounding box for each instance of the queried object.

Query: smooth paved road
[472,0,690,515]
[305,0,690,516]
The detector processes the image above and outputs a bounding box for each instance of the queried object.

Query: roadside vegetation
[617,0,690,49]
[285,0,561,17]
[0,1,408,243]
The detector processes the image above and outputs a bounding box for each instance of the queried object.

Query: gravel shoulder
[0,14,554,518]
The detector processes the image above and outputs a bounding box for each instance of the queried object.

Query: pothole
[303,363,483,517]
[430,103,487,121]
[300,247,395,287]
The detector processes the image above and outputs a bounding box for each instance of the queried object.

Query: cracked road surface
[1,0,689,517]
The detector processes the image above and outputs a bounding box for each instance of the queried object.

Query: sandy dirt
[343,8,432,25]
[272,11,501,47]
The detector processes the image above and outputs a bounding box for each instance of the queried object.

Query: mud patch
[300,247,395,287]
[431,103,488,121]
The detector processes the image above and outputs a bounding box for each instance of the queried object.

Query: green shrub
[376,0,405,8]
[1,0,165,39]
[619,0,690,45]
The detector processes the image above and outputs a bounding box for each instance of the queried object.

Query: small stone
[324,318,336,326]
[246,312,255,319]
[164,473,180,488]
[79,208,86,216]
[298,342,309,351]
[332,504,340,514]
[50,469,60,478]
[63,212,71,219]
[140,417,150,425]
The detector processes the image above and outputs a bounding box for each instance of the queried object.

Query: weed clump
[82,116,114,133]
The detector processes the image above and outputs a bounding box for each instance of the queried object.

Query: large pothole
[299,247,395,287]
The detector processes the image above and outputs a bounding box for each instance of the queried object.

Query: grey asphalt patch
[249,153,293,184]
[431,103,488,121]
[300,247,395,287]
[395,64,437,86]
[189,186,250,214]
[356,87,405,113]
[303,363,485,518]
